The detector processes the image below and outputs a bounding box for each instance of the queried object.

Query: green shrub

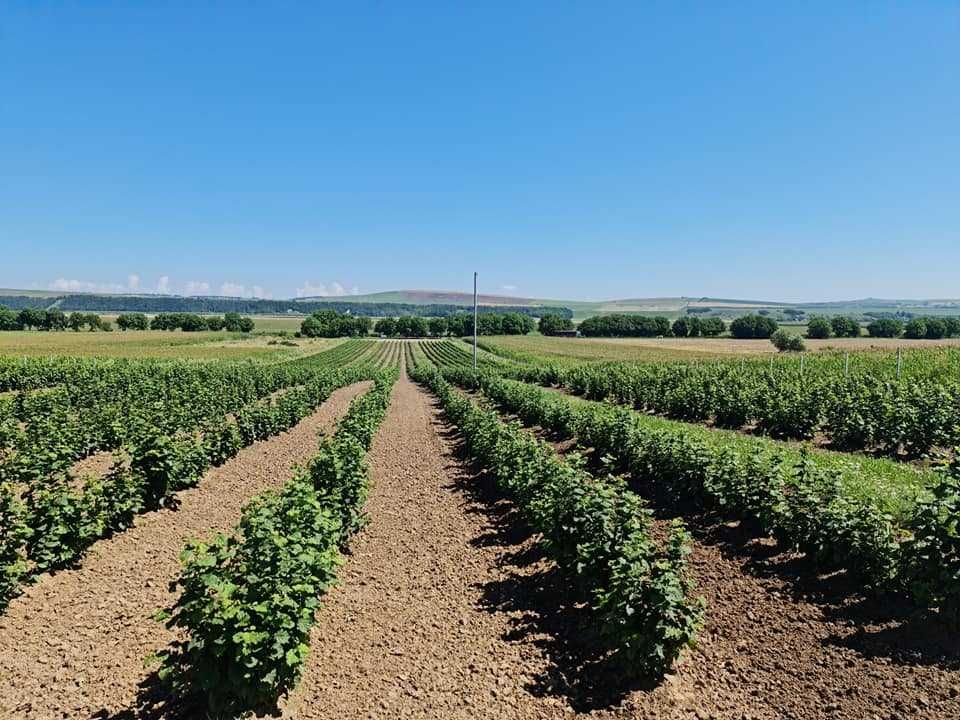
[770,329,806,352]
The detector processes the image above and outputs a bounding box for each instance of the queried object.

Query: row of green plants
[411,365,703,679]
[445,369,960,624]
[1,356,343,481]
[0,367,369,610]
[501,358,960,457]
[156,369,397,716]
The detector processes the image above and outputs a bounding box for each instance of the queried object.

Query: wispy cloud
[296,281,359,298]
[501,284,518,292]
[48,278,127,293]
[127,274,140,291]
[219,282,272,299]
[185,280,210,295]
[156,276,171,293]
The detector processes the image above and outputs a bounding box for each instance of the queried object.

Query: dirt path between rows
[0,381,371,720]
[473,397,960,719]
[278,373,588,720]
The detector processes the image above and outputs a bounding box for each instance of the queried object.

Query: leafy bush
[770,329,806,353]
[0,483,29,608]
[903,454,960,627]
[160,370,396,715]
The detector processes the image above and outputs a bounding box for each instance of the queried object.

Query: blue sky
[2,2,957,302]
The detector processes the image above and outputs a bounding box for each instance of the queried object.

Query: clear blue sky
[2,2,957,302]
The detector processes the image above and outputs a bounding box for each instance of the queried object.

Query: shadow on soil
[491,400,960,672]
[89,670,201,720]
[436,423,663,712]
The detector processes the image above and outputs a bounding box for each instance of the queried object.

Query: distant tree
[17,308,46,330]
[904,318,928,339]
[42,309,68,331]
[428,317,448,337]
[830,316,861,338]
[116,312,149,331]
[67,312,87,332]
[0,306,22,330]
[499,312,527,335]
[538,314,574,336]
[223,312,244,332]
[771,329,806,353]
[447,313,472,337]
[867,318,903,338]
[944,318,960,338]
[700,317,726,337]
[237,317,255,333]
[205,316,225,331]
[924,318,947,340]
[806,316,832,339]
[579,314,673,338]
[729,314,779,339]
[179,314,208,332]
[301,310,364,337]
[395,316,429,337]
[374,317,397,336]
[672,316,703,338]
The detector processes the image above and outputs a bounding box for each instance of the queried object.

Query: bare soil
[277,374,578,719]
[0,381,370,720]
[478,404,960,719]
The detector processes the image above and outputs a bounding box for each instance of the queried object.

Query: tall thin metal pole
[473,272,478,371]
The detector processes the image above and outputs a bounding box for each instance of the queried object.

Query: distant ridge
[1,287,959,320]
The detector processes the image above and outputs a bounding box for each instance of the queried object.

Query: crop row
[0,366,371,610]
[443,368,960,623]
[411,365,703,678]
[157,369,397,716]
[499,359,960,458]
[413,339,510,371]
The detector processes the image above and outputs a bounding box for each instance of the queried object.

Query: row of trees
[806,315,960,340]
[579,314,673,337]
[0,307,110,332]
[375,311,536,337]
[0,306,256,333]
[145,312,255,332]
[301,310,538,338]
[671,316,726,337]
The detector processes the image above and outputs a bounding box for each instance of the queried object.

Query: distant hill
[2,287,960,321]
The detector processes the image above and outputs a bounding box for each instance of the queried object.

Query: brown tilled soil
[0,381,370,720]
[277,374,577,720]
[3,375,959,720]
[471,403,960,719]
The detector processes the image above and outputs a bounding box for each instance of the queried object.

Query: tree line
[300,310,537,338]
[0,293,573,319]
[0,306,255,333]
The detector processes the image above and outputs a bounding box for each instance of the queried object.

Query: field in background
[0,330,344,359]
[479,333,960,363]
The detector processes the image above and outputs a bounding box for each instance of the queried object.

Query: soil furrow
[278,374,580,719]
[0,381,371,720]
[469,390,960,719]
